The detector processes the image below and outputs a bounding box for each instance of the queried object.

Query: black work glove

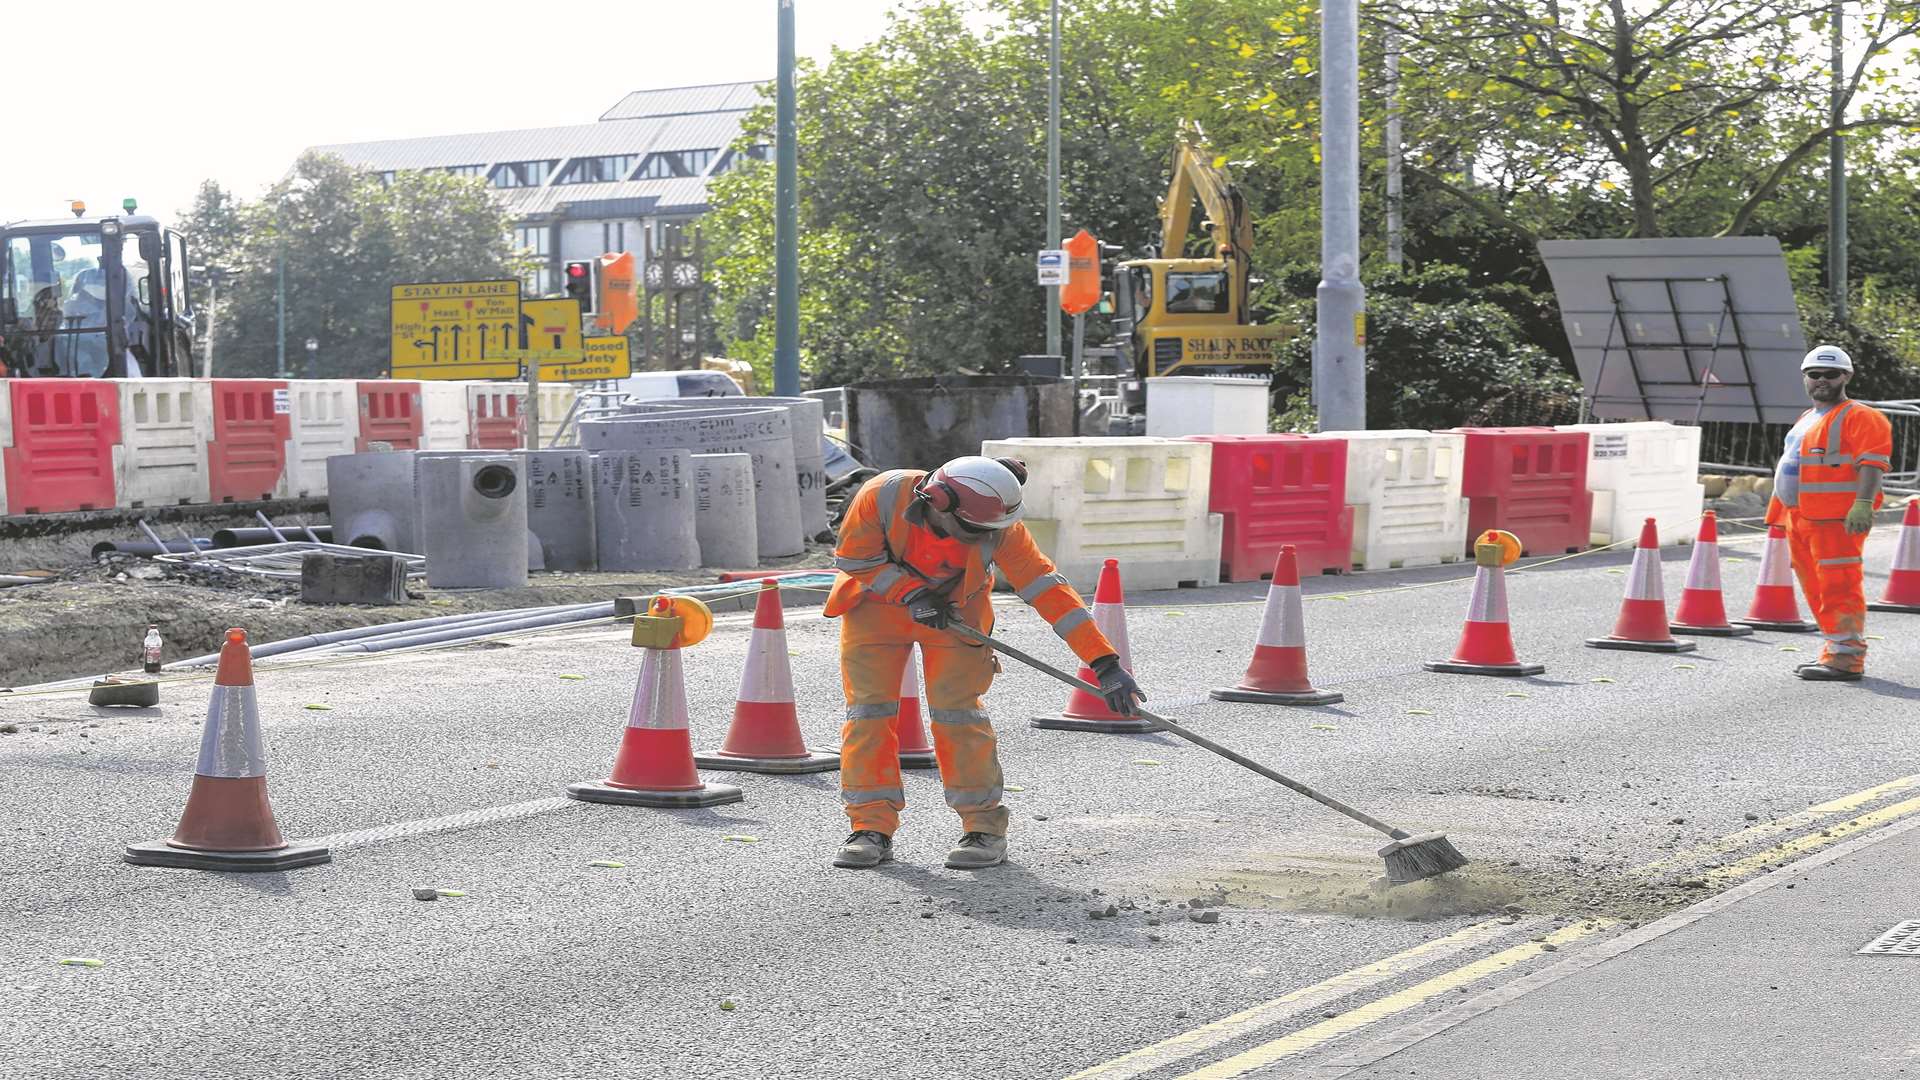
[1089,654,1144,716]
[905,589,955,630]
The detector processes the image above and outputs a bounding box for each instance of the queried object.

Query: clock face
[643,262,665,288]
[671,260,700,288]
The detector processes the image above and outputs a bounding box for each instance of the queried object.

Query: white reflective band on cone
[1624,549,1665,601]
[1465,567,1510,623]
[196,684,267,778]
[1896,524,1920,569]
[1256,584,1307,648]
[627,649,690,730]
[1092,601,1132,667]
[899,643,922,695]
[735,626,796,704]
[1758,535,1794,586]
[1683,542,1722,591]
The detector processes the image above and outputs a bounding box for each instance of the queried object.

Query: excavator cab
[0,204,194,378]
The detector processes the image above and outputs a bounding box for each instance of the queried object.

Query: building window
[715,144,772,172]
[601,222,626,254]
[634,149,719,180]
[556,154,640,185]
[444,164,487,178]
[515,225,552,296]
[375,170,397,186]
[489,160,556,189]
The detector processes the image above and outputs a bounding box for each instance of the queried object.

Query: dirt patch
[1,548,832,688]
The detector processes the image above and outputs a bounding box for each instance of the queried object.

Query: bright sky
[2,0,904,222]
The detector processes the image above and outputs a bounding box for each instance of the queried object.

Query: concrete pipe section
[589,449,701,571]
[632,397,830,541]
[580,408,804,558]
[691,452,759,569]
[416,454,528,589]
[519,450,597,571]
[326,451,422,553]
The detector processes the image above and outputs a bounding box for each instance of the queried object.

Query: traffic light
[563,260,595,312]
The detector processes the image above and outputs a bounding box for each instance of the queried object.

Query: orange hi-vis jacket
[826,469,1116,666]
[1767,400,1894,525]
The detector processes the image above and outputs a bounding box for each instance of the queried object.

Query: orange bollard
[1586,518,1696,653]
[1738,524,1817,632]
[1211,546,1342,706]
[1669,512,1753,637]
[1031,559,1154,733]
[125,628,330,871]
[695,580,839,774]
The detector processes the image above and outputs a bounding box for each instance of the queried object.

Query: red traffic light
[566,263,589,279]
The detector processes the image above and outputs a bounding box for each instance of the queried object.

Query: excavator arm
[1159,124,1255,325]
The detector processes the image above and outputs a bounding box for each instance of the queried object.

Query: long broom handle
[950,622,1406,840]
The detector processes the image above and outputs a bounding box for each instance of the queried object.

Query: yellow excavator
[1111,125,1291,381]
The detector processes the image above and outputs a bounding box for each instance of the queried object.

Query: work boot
[1795,663,1863,682]
[945,831,1008,870]
[832,830,893,869]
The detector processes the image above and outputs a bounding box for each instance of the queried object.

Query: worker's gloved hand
[904,589,955,630]
[1846,499,1874,534]
[1089,654,1144,716]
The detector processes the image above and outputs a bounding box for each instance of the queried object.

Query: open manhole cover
[1858,921,1920,956]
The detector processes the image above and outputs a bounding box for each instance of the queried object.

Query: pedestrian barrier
[694,579,840,773]
[207,380,290,503]
[1182,434,1351,581]
[356,380,423,452]
[1210,545,1341,705]
[1586,518,1695,653]
[418,381,470,451]
[284,379,357,497]
[568,595,744,808]
[124,628,329,871]
[537,383,577,447]
[896,642,937,769]
[466,382,524,450]
[1669,511,1751,636]
[1,378,120,514]
[1447,426,1593,557]
[1032,559,1155,733]
[113,379,213,508]
[1555,421,1704,546]
[0,386,9,515]
[1308,429,1467,571]
[981,436,1222,592]
[1870,500,1920,614]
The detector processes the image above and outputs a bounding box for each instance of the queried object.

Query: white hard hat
[923,456,1026,530]
[1801,345,1853,373]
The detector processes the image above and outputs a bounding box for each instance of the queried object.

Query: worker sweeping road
[1767,345,1893,681]
[824,455,1143,870]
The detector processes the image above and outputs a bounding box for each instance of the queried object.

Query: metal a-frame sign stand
[1580,273,1766,426]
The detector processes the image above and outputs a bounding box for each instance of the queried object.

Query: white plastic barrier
[1143,376,1269,437]
[0,388,12,516]
[284,379,357,497]
[1555,421,1705,545]
[112,379,212,507]
[466,382,525,449]
[537,383,578,447]
[1308,429,1468,571]
[981,436,1222,592]
[418,381,471,451]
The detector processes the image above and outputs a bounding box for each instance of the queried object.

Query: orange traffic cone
[1424,539,1545,676]
[570,599,744,807]
[695,580,839,774]
[896,642,937,769]
[1739,524,1817,632]
[1669,512,1753,637]
[1211,546,1342,705]
[1032,559,1154,733]
[1870,500,1920,614]
[126,628,330,871]
[1587,518,1696,653]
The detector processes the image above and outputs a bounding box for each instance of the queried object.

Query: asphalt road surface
[4,522,1917,1079]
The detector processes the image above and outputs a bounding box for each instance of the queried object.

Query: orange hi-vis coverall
[825,469,1116,837]
[1767,399,1894,673]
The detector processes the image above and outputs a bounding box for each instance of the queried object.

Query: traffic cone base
[566,778,744,807]
[1422,658,1546,677]
[1584,634,1698,653]
[900,748,939,769]
[1031,713,1158,734]
[124,837,330,872]
[1211,685,1344,706]
[694,746,840,774]
[1868,600,1920,615]
[1734,616,1817,632]
[1669,620,1754,637]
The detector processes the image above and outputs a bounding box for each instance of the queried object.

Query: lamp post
[1314,0,1366,431]
[773,0,800,396]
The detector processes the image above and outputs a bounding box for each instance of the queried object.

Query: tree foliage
[185,153,527,378]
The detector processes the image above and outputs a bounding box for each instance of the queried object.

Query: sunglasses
[1804,370,1847,381]
[953,516,994,536]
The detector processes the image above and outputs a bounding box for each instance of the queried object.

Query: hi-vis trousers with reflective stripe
[838,596,1007,837]
[1785,508,1870,673]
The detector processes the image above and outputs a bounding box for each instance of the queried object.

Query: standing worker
[824,456,1143,870]
[1767,345,1893,681]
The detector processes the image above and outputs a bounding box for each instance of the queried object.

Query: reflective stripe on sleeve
[1017,572,1071,603]
[875,474,911,522]
[1801,481,1861,493]
[1816,556,1863,567]
[835,553,888,572]
[1051,607,1093,639]
[869,566,909,595]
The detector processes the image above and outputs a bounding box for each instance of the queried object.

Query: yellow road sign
[522,298,584,360]
[390,280,522,380]
[539,336,632,383]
